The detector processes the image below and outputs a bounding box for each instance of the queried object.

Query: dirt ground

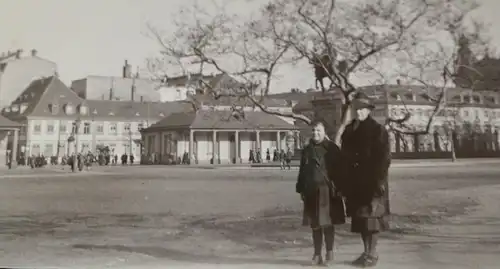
[0,163,499,268]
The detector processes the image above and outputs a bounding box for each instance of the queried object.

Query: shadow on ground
[73,244,312,266]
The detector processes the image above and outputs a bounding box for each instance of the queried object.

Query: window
[109,123,117,135]
[81,143,90,152]
[33,122,41,134]
[43,144,53,156]
[60,122,67,133]
[83,122,91,134]
[451,95,461,102]
[124,123,131,133]
[31,144,40,155]
[96,123,104,133]
[137,123,144,131]
[47,121,55,134]
[472,95,481,104]
[463,110,469,117]
[404,93,414,101]
[463,95,471,103]
[72,122,78,134]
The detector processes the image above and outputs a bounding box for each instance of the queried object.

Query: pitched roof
[0,114,21,128]
[2,76,191,121]
[147,109,296,131]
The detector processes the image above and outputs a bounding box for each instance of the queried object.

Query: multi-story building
[309,84,500,155]
[0,49,58,108]
[0,114,20,168]
[71,60,161,102]
[2,74,297,163]
[156,73,216,102]
[2,76,190,161]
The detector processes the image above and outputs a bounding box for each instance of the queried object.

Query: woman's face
[312,123,326,143]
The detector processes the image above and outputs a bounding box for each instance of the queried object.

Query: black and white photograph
[1,0,500,268]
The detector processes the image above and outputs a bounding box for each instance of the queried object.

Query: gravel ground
[0,163,499,268]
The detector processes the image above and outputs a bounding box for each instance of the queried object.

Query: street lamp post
[68,118,81,172]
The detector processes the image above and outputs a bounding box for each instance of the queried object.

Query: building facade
[141,109,298,164]
[0,49,58,108]
[0,115,20,168]
[2,76,190,161]
[309,85,500,156]
[71,61,161,102]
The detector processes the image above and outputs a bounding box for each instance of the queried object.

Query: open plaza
[0,160,499,268]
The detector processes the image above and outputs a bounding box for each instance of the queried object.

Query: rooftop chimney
[31,49,37,57]
[140,96,144,102]
[123,60,132,78]
[396,79,401,85]
[131,78,136,101]
[15,49,22,59]
[109,79,115,100]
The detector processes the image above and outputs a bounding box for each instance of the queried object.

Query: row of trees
[145,0,493,148]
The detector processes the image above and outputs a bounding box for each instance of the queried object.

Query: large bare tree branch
[145,0,490,143]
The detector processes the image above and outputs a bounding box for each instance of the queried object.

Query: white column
[189,129,194,164]
[12,129,19,166]
[276,131,280,151]
[256,130,260,150]
[212,130,217,164]
[235,131,239,163]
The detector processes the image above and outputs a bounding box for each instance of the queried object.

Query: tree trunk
[449,132,457,162]
[334,103,353,147]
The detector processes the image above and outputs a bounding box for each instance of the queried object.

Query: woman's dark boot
[312,229,324,265]
[324,226,334,265]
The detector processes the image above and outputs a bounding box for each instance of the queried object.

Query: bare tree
[146,0,489,145]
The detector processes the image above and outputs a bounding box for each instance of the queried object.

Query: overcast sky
[1,0,499,93]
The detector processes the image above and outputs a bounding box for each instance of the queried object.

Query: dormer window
[451,95,461,103]
[64,103,74,115]
[11,105,19,112]
[4,107,11,113]
[78,104,88,115]
[135,112,140,116]
[159,112,164,117]
[20,103,28,114]
[463,95,471,103]
[108,111,114,116]
[484,96,495,104]
[390,92,400,101]
[472,95,481,104]
[49,103,59,115]
[92,109,98,115]
[404,93,415,101]
[420,93,431,101]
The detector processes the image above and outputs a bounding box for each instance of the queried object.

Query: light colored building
[0,114,20,168]
[71,60,161,102]
[141,108,298,164]
[0,49,58,108]
[309,84,500,155]
[2,76,190,161]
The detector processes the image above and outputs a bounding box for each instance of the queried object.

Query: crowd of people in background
[12,151,136,171]
[249,148,292,169]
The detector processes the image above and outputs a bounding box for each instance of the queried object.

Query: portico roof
[145,110,296,131]
[0,114,21,129]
